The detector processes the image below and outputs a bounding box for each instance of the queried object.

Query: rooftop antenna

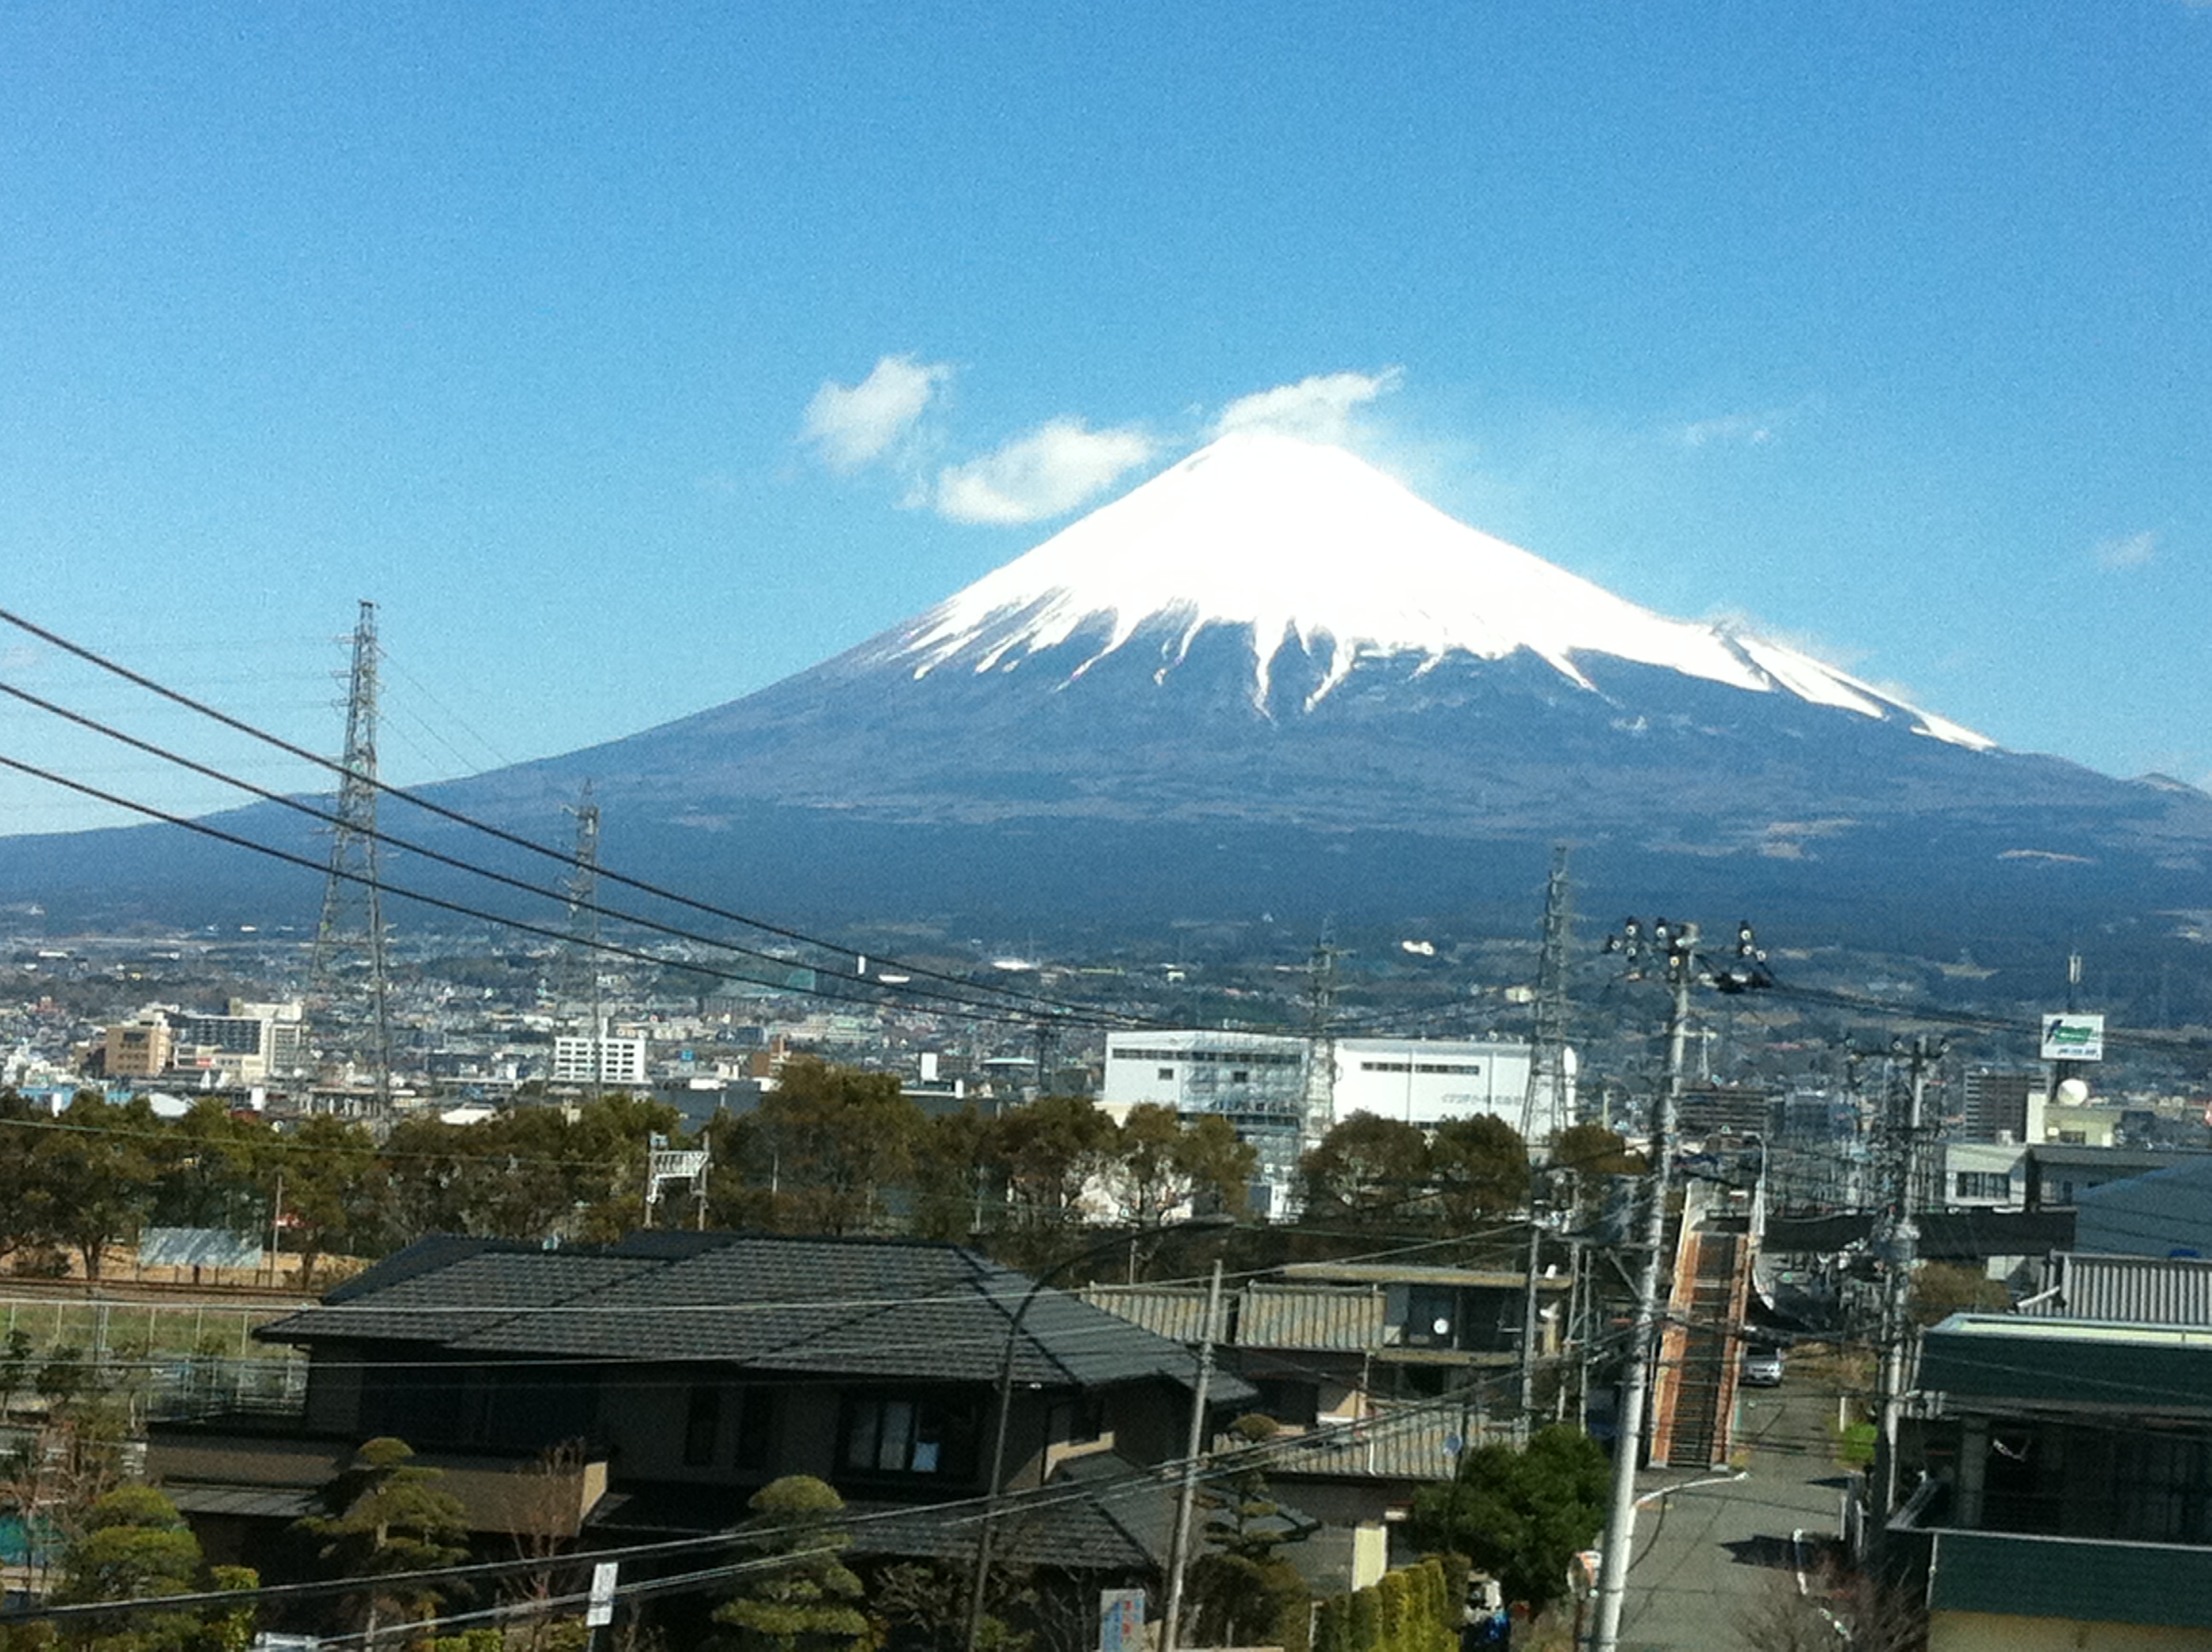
[310,600,392,1114]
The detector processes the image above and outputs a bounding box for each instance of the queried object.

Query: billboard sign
[2040,1014,2104,1063]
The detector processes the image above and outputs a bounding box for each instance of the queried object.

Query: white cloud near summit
[936,419,1157,525]
[1212,369,1402,445]
[801,355,951,471]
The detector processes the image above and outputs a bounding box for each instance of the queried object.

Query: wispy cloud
[1675,395,1824,450]
[2093,529,2158,570]
[1212,369,1403,445]
[1679,412,1775,448]
[935,419,1157,525]
[800,354,952,471]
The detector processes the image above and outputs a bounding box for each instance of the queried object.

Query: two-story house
[148,1230,1252,1597]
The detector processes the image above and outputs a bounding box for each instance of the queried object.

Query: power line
[0,605,1167,1032]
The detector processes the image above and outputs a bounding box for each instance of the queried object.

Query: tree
[271,1115,388,1282]
[1408,1425,1608,1610]
[742,1062,924,1234]
[1113,1108,1254,1228]
[712,1476,870,1652]
[992,1096,1118,1230]
[37,1096,159,1280]
[1429,1115,1528,1230]
[1548,1124,1643,1217]
[295,1437,472,1635]
[1300,1114,1431,1228]
[149,1100,270,1233]
[1186,1415,1311,1651]
[52,1485,255,1652]
[0,1088,62,1270]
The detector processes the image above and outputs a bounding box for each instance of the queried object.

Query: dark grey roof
[1917,1313,2212,1413]
[265,1232,1231,1394]
[581,1465,1163,1575]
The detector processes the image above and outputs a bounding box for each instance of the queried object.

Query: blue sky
[3,3,2209,835]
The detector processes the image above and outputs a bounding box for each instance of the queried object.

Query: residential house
[148,1230,1252,1598]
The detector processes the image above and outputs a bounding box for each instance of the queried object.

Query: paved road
[1609,1382,1851,1652]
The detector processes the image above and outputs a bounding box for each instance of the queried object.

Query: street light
[963,1216,1234,1652]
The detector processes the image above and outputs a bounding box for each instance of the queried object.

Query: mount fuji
[9,433,2212,951]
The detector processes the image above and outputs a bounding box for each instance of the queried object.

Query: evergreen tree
[1187,1416,1310,1651]
[294,1437,471,1634]
[713,1476,871,1652]
[1409,1425,1607,1610]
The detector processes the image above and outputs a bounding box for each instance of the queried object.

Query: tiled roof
[263,1233,1231,1394]
[1263,1405,1520,1481]
[1239,1283,1384,1351]
[582,1460,1167,1574]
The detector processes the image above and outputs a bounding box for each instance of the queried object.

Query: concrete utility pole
[1161,1259,1225,1652]
[1589,922,1696,1652]
[1589,918,1771,1652]
[1518,1170,1546,1418]
[1871,1034,1942,1558]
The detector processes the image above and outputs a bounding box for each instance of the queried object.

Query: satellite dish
[2057,1077,2091,1107]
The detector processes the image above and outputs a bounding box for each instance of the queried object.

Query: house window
[1158,1067,1174,1081]
[684,1385,720,1467]
[1404,1285,1458,1348]
[840,1395,979,1479]
[1048,1394,1106,1447]
[1955,1172,2011,1200]
[734,1388,776,1472]
[1230,1069,1249,1084]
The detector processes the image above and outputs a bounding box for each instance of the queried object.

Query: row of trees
[3,1063,1642,1283]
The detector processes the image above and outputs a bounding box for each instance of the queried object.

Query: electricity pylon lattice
[310,600,393,1112]
[1298,930,1339,1159]
[560,781,605,1088]
[1523,844,1575,1139]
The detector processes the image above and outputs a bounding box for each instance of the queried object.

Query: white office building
[551,1034,649,1087]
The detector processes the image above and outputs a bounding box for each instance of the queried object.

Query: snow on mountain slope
[876,431,1994,748]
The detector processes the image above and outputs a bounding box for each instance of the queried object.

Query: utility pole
[1518,1186,1545,1420]
[1590,919,1771,1652]
[1161,1258,1225,1652]
[310,599,392,1115]
[1525,845,1575,1139]
[1870,1034,1942,1559]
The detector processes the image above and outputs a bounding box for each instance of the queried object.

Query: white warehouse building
[1103,1031,1576,1217]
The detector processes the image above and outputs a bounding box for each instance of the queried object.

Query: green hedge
[1312,1558,1456,1652]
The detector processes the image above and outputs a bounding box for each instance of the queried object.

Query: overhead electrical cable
[0,606,1163,1030]
[0,678,1150,1032]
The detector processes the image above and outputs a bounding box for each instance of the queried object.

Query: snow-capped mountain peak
[875,431,1992,749]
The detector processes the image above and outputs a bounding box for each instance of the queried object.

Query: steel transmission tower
[310,600,393,1112]
[1297,930,1339,1160]
[562,780,604,1091]
[1523,844,1575,1139]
